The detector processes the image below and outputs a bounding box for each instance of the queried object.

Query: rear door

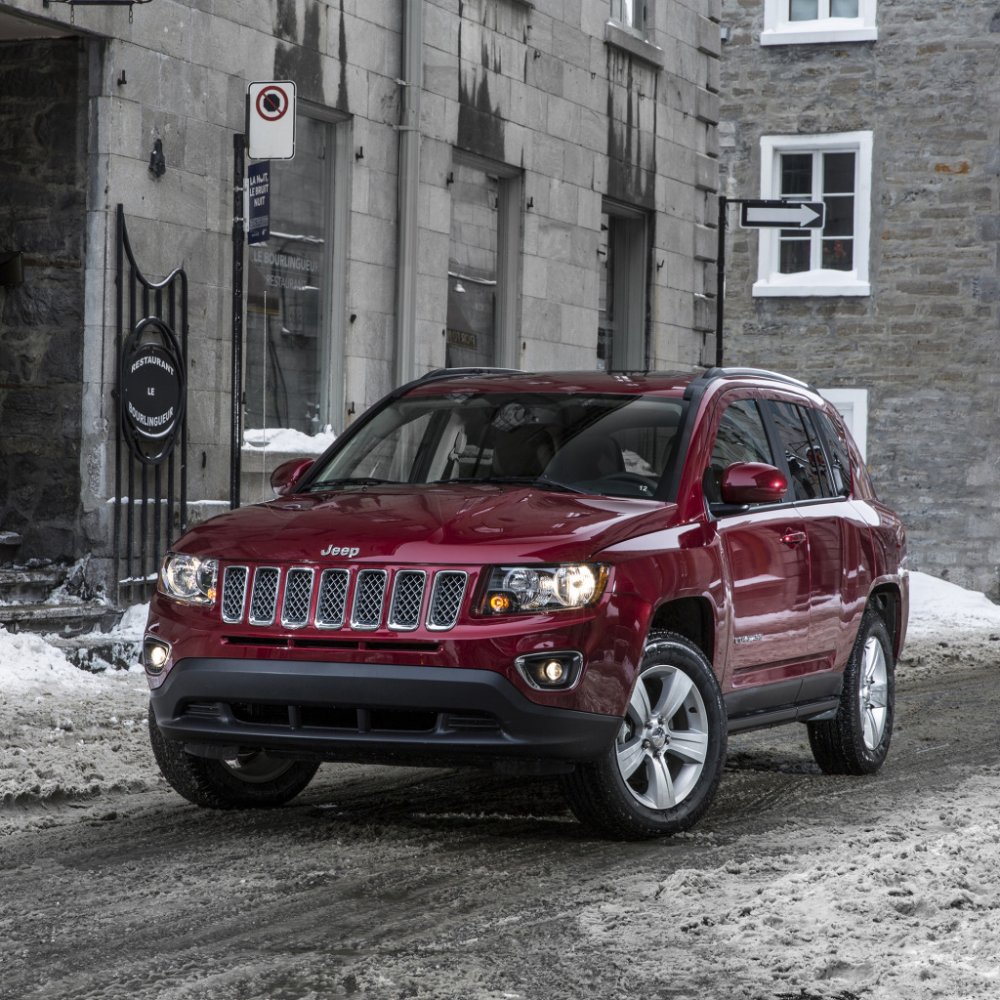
[763,397,858,689]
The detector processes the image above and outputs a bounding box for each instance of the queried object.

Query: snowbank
[242,426,336,454]
[907,570,1000,637]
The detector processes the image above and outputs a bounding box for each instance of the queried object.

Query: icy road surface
[1,573,999,1000]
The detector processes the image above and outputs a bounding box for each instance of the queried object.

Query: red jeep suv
[144,367,907,838]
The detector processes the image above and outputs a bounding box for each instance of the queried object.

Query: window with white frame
[762,0,877,46]
[753,132,872,298]
[611,0,646,32]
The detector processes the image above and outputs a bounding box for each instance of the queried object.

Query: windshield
[306,391,685,500]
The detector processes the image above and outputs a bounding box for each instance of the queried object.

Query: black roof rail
[684,366,818,399]
[415,366,526,384]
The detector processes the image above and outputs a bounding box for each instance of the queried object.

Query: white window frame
[762,0,877,46]
[753,131,873,299]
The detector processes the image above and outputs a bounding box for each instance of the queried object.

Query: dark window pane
[769,402,831,500]
[705,400,774,505]
[823,194,854,237]
[790,0,819,20]
[780,239,811,274]
[831,0,859,16]
[814,411,852,496]
[822,238,854,271]
[823,152,855,194]
[781,153,813,197]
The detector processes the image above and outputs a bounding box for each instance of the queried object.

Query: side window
[704,399,775,504]
[768,401,834,500]
[813,410,852,496]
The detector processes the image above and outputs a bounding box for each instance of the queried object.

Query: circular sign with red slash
[256,85,290,122]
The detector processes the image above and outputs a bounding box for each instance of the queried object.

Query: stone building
[0,0,721,600]
[717,1,1000,596]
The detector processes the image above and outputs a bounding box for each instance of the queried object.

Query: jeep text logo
[320,544,360,558]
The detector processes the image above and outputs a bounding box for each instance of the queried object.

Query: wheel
[148,704,320,809]
[808,609,895,775]
[563,631,727,839]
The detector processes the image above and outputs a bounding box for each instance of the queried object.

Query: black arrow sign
[739,199,826,229]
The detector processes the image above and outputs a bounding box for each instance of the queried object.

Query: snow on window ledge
[242,427,337,454]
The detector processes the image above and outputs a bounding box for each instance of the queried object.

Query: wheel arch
[648,596,716,668]
[868,583,903,658]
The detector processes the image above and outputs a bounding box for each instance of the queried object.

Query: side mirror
[720,463,788,505]
[270,458,314,496]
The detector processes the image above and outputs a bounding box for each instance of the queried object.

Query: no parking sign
[246,81,296,160]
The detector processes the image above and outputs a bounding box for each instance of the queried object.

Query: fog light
[515,651,584,690]
[143,636,171,676]
[541,659,565,683]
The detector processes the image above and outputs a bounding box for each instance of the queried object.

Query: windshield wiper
[304,477,393,492]
[430,476,582,494]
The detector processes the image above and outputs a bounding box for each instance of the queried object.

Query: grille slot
[315,569,349,628]
[388,570,426,630]
[221,566,249,623]
[281,568,315,628]
[248,567,280,626]
[427,571,467,630]
[351,570,387,630]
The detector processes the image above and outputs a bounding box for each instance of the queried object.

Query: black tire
[148,704,320,809]
[808,610,895,775]
[563,631,727,840]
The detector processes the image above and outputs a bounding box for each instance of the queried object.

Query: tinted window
[768,401,834,500]
[704,400,775,505]
[814,409,852,497]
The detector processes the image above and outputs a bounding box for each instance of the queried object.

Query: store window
[754,132,872,298]
[762,0,877,45]
[446,153,522,369]
[598,201,650,371]
[610,0,647,33]
[245,110,348,439]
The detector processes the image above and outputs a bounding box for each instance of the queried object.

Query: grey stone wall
[0,0,720,592]
[0,38,89,562]
[718,1,1000,597]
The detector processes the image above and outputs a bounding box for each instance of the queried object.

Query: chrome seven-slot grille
[220,564,468,633]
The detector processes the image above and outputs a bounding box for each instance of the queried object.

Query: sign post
[715,197,827,366]
[230,82,297,509]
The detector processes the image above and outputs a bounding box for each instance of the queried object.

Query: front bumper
[149,657,622,765]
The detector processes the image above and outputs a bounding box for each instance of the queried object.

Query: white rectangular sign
[246,81,296,160]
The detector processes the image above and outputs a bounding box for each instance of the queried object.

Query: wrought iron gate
[113,205,189,604]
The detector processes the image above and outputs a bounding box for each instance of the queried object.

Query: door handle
[781,530,807,547]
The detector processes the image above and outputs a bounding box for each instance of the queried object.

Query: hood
[175,485,677,565]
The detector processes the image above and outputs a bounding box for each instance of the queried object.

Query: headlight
[479,564,608,615]
[157,552,219,606]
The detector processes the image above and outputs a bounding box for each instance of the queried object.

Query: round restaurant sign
[120,317,186,464]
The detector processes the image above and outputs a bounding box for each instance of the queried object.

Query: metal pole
[394,0,423,387]
[231,132,246,509]
[715,195,727,368]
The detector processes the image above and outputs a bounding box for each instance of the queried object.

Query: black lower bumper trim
[149,657,620,763]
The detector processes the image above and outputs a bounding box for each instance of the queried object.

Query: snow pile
[908,570,1000,637]
[242,426,336,454]
[0,610,152,806]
